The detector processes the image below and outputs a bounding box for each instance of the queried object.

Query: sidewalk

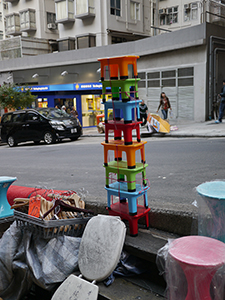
[82,119,225,138]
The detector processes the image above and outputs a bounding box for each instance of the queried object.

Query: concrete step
[98,277,165,300]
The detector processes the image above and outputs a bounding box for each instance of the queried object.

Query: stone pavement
[82,119,225,138]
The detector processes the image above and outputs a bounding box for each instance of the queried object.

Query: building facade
[55,0,154,51]
[0,1,225,125]
[157,0,225,34]
[4,0,58,40]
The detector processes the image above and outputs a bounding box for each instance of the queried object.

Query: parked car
[0,108,82,147]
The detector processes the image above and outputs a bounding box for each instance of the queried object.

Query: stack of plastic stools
[99,55,150,236]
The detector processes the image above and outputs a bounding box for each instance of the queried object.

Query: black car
[0,108,82,147]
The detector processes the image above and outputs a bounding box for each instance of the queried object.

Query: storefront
[26,82,107,127]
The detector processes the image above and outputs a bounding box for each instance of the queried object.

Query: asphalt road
[1,136,225,212]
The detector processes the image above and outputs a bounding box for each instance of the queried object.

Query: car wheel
[70,137,78,141]
[7,136,17,147]
[43,132,56,145]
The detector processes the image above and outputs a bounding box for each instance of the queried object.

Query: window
[20,9,36,31]
[12,113,25,123]
[162,70,176,78]
[58,38,75,51]
[138,72,146,88]
[159,7,178,25]
[3,3,8,11]
[77,35,96,49]
[131,1,140,20]
[111,0,121,16]
[47,12,56,24]
[178,67,194,86]
[0,12,2,22]
[0,30,3,40]
[76,0,95,16]
[112,36,127,44]
[184,3,198,22]
[167,6,178,24]
[5,13,20,34]
[55,0,74,22]
[147,71,160,87]
[26,113,39,121]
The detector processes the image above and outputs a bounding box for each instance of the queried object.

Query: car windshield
[39,109,70,119]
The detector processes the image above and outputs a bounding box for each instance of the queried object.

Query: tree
[0,84,36,110]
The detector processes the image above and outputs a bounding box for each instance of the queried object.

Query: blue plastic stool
[196,180,225,242]
[104,100,141,123]
[105,181,149,215]
[0,176,17,218]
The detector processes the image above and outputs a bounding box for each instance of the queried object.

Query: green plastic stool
[104,161,148,192]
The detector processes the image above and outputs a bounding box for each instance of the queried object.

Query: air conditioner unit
[184,4,191,10]
[47,23,56,30]
[159,8,166,14]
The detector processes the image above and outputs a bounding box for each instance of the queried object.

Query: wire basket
[14,210,92,239]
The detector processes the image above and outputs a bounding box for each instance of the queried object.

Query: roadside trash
[104,251,151,287]
[12,190,94,239]
[146,113,170,134]
[170,125,178,131]
[0,221,81,300]
[51,215,126,300]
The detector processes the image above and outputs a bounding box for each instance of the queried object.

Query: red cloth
[7,185,67,206]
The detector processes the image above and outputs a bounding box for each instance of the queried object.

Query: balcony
[75,0,95,19]
[55,0,75,24]
[19,9,36,32]
[75,7,95,19]
[5,13,21,36]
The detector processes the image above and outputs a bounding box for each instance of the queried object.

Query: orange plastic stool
[101,139,147,169]
[98,55,139,81]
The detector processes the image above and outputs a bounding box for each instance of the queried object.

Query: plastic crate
[14,210,92,239]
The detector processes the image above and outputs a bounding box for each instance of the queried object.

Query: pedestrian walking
[139,100,148,126]
[70,106,78,118]
[157,92,172,120]
[215,79,225,123]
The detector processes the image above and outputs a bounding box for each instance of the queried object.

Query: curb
[85,200,198,262]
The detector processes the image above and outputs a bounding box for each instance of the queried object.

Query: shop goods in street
[98,55,151,236]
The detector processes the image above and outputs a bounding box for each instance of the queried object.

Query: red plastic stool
[168,236,225,300]
[105,120,142,145]
[96,113,104,125]
[107,202,150,237]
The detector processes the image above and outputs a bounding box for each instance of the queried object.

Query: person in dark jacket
[215,80,225,123]
[157,92,172,120]
[139,100,148,126]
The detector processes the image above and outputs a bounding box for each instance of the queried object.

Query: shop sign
[74,83,102,90]
[20,82,102,92]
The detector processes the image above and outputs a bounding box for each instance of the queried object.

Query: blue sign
[74,83,102,90]
[21,82,102,92]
